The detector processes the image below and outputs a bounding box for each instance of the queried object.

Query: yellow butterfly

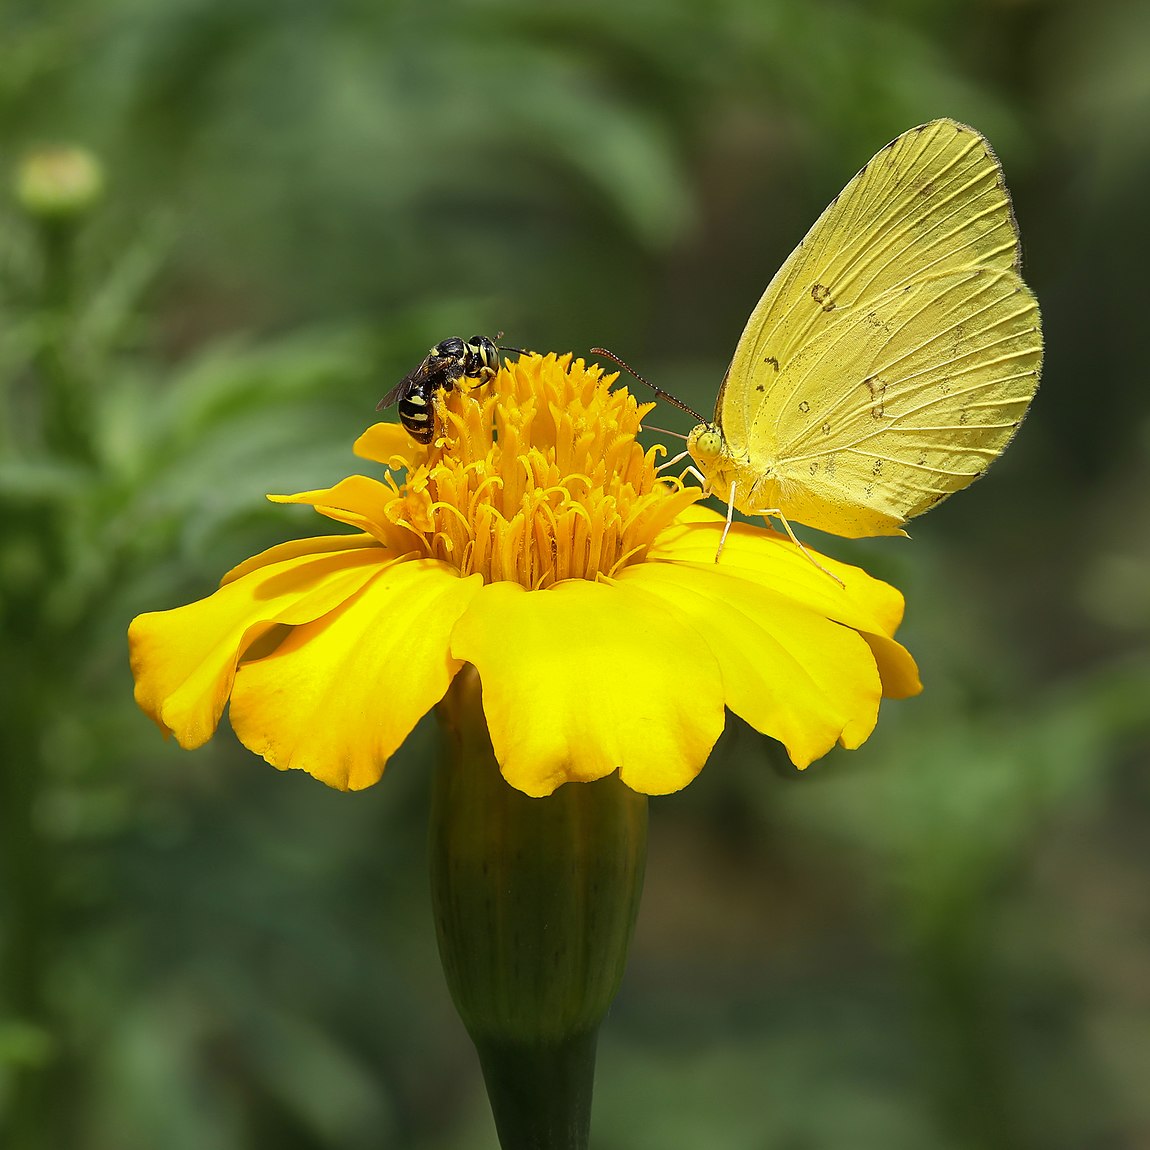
[607,118,1042,553]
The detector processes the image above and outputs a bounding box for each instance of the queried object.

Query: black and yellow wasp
[378,334,515,444]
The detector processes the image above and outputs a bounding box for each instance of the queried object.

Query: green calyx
[430,666,648,1150]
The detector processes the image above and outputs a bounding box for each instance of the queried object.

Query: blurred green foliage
[1,0,1149,1147]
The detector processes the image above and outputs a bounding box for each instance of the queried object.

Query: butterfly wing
[718,119,1042,537]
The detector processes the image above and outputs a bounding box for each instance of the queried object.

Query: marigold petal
[129,541,390,748]
[353,422,416,466]
[450,580,725,797]
[221,533,379,585]
[229,559,483,791]
[650,507,921,698]
[270,475,411,549]
[862,632,922,699]
[621,563,883,765]
[651,506,907,634]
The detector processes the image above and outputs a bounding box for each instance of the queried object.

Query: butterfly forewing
[753,268,1040,536]
[712,118,1041,536]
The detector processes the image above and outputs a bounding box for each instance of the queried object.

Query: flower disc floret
[354,353,699,586]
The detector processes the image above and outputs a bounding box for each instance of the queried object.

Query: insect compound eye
[687,424,725,463]
[468,335,498,369]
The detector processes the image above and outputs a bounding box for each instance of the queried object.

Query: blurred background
[1,0,1148,1147]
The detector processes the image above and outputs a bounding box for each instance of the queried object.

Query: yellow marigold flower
[129,352,921,797]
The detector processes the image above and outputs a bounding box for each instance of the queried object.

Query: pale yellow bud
[15,146,104,220]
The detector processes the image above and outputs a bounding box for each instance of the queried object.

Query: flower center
[379,354,698,587]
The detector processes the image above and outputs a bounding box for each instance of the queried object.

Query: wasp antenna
[491,332,524,355]
[590,347,706,423]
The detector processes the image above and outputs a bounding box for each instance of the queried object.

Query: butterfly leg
[681,465,711,491]
[656,453,718,505]
[751,508,845,588]
[714,483,738,562]
[661,458,712,492]
[656,448,691,474]
[653,460,734,561]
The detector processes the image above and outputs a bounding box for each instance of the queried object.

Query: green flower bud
[431,666,648,1150]
[15,147,104,220]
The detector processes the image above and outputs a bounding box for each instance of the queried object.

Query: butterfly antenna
[590,347,706,424]
[642,423,687,440]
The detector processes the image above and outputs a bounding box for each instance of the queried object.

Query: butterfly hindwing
[747,267,1041,536]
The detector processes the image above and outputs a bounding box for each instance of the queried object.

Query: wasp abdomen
[397,384,437,444]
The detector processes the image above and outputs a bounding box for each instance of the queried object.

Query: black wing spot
[755,384,766,393]
[864,376,887,419]
[809,461,819,476]
[872,459,883,476]
[798,400,810,414]
[763,355,779,371]
[810,283,836,311]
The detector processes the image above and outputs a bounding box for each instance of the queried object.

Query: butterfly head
[686,423,725,467]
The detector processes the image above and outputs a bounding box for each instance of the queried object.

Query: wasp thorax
[687,424,725,465]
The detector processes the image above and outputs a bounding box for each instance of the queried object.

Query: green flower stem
[0,664,58,1150]
[15,146,102,463]
[431,667,648,1150]
[35,216,94,464]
